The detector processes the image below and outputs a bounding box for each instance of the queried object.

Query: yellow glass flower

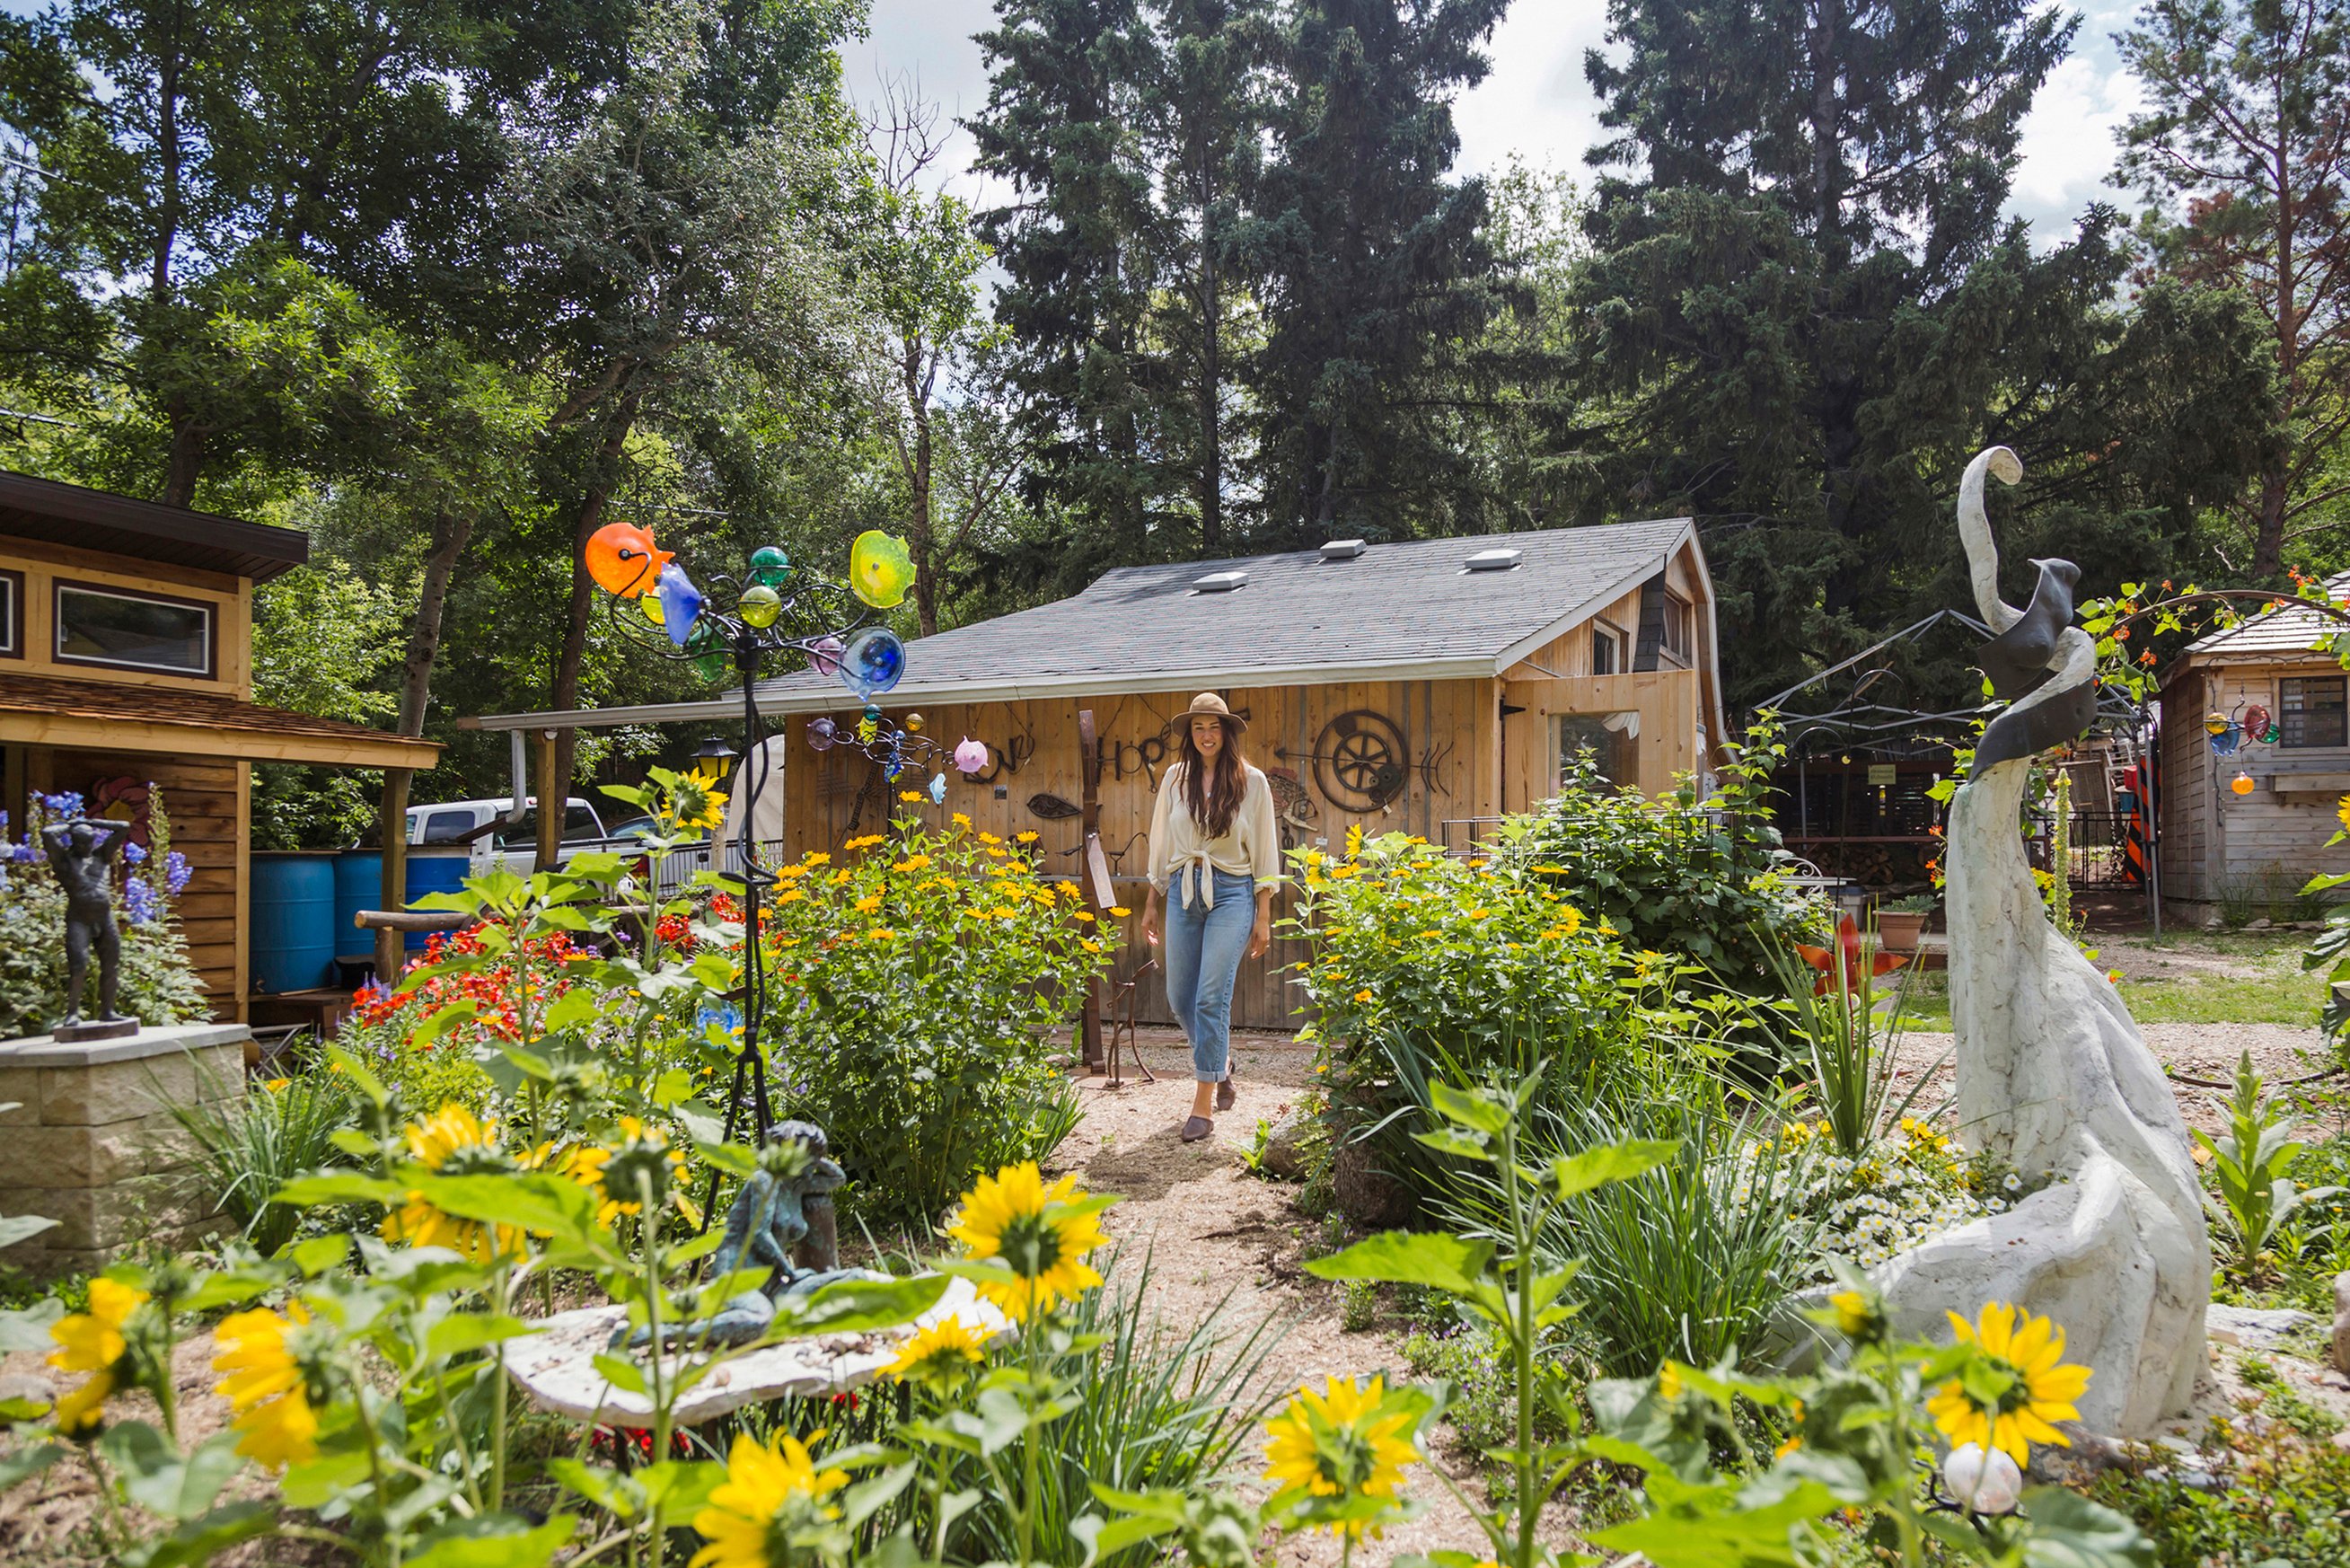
[381,1103,527,1264]
[690,1431,848,1568]
[884,1317,989,1389]
[1263,1374,1421,1539]
[946,1161,1109,1321]
[213,1302,320,1469]
[847,529,915,610]
[1926,1302,2091,1466]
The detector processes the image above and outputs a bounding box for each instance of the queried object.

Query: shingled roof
[462,518,1703,731]
[742,517,1700,712]
[2177,572,2350,661]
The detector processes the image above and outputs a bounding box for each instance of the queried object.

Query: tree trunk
[2254,110,2298,581]
[905,339,939,638]
[549,384,644,792]
[1199,202,1224,552]
[399,510,474,736]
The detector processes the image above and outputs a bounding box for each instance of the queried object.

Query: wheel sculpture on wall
[1315,710,1409,811]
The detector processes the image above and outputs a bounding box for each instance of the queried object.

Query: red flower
[1793,914,1908,995]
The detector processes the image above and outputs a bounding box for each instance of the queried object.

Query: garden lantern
[691,736,738,786]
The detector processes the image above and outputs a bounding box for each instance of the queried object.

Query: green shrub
[1288,828,1694,1209]
[1495,718,1826,1009]
[763,812,1108,1226]
[2088,1418,2350,1566]
[0,790,210,1037]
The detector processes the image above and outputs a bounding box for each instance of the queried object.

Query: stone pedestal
[0,1023,250,1278]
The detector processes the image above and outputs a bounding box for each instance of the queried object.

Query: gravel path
[1061,1028,1519,1566]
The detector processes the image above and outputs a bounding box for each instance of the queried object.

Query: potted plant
[1874,893,1936,954]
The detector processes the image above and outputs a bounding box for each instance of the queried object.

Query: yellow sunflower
[1925,1302,2091,1466]
[381,1102,528,1264]
[212,1302,321,1470]
[47,1277,148,1435]
[689,1431,849,1568]
[945,1161,1109,1322]
[665,775,728,833]
[1263,1374,1421,1539]
[884,1316,989,1390]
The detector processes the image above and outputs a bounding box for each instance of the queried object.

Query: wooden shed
[2156,573,2350,923]
[0,471,443,1020]
[470,522,1727,1031]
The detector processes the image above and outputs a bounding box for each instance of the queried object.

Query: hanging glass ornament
[838,626,906,698]
[954,737,989,774]
[904,712,924,733]
[738,585,782,629]
[857,707,880,745]
[929,772,947,805]
[748,545,791,587]
[809,635,845,677]
[2231,771,2257,796]
[806,718,837,752]
[656,563,703,647]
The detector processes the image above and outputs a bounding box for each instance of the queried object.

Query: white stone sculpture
[1870,446,2208,1437]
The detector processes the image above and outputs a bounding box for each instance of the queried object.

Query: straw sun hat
[1181,692,1245,732]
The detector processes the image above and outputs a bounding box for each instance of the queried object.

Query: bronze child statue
[40,818,136,1038]
[618,1121,859,1351]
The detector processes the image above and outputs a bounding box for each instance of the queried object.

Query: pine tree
[970,0,1160,594]
[2118,0,2350,577]
[1570,0,2274,706]
[1243,0,1509,543]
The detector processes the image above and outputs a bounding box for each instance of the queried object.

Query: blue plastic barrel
[332,850,383,960]
[402,849,474,952]
[250,852,336,994]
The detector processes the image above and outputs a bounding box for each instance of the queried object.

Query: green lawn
[1890,949,2329,1033]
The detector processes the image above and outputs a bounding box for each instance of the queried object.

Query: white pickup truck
[403,797,631,876]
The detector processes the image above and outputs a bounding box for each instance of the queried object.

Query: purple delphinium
[125,841,148,865]
[38,791,84,818]
[164,851,191,895]
[123,877,160,925]
[10,841,36,865]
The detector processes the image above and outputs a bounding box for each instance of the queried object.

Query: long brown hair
[1179,718,1248,839]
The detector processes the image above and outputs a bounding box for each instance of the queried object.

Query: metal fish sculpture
[1026,792,1082,820]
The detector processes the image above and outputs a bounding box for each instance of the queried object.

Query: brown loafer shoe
[1216,1075,1237,1112]
[1181,1116,1214,1142]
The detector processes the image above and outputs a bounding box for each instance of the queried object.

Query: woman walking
[1140,693,1281,1142]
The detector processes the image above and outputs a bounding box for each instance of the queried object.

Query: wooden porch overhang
[0,673,440,770]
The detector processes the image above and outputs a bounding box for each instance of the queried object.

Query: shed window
[0,569,19,656]
[2280,677,2347,748]
[53,581,214,677]
[1591,621,1627,675]
[1556,713,1637,789]
[1662,592,1694,661]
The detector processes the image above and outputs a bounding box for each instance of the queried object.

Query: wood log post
[377,768,410,985]
[533,728,561,872]
[1078,708,1105,1072]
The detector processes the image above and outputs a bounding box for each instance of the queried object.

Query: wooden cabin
[0,471,442,1022]
[468,522,1727,1031]
[2157,575,2350,924]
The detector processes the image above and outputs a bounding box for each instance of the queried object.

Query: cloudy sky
[841,0,2150,242]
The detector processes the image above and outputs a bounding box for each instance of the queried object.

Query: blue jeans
[1163,868,1256,1083]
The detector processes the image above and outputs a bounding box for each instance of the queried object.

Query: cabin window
[2280,677,2347,748]
[1556,712,1637,788]
[1591,621,1627,675]
[53,580,215,677]
[0,569,20,657]
[1662,592,1694,662]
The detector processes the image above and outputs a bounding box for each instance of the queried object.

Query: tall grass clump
[1441,1087,1826,1375]
[171,1059,358,1255]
